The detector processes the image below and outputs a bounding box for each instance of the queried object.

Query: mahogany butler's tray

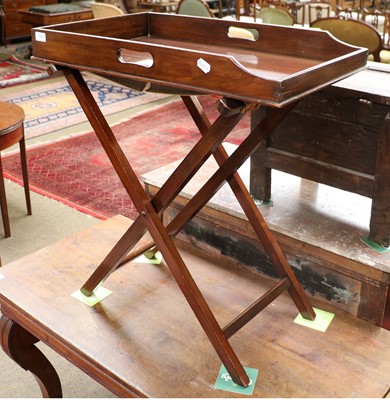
[30,13,367,388]
[31,12,367,105]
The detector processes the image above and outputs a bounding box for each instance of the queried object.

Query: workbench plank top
[0,215,389,397]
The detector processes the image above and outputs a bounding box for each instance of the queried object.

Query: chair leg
[0,155,11,238]
[19,133,32,216]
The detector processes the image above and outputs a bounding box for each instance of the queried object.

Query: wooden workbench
[0,215,389,397]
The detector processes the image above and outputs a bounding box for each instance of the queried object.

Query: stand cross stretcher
[31,12,367,387]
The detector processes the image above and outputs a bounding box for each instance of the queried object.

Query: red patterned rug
[0,55,48,88]
[2,96,249,220]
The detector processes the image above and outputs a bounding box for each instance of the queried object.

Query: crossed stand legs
[64,68,315,387]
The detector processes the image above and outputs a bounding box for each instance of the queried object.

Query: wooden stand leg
[81,217,148,296]
[181,96,315,320]
[63,69,250,386]
[64,68,244,291]
[141,205,252,387]
[63,67,314,387]
[0,315,62,398]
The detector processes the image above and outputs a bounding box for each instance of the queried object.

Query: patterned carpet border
[2,73,170,139]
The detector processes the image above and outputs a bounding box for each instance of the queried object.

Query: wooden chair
[362,7,385,27]
[286,1,306,25]
[122,0,138,11]
[311,16,384,61]
[177,0,257,38]
[90,1,125,18]
[335,0,358,18]
[335,0,358,10]
[335,6,356,17]
[260,0,287,7]
[381,0,390,10]
[379,10,390,61]
[236,0,285,22]
[260,5,294,25]
[362,8,390,46]
[384,10,390,48]
[259,0,287,9]
[176,0,215,16]
[0,102,31,238]
[308,0,332,24]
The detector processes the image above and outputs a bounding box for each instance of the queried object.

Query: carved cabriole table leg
[0,314,62,398]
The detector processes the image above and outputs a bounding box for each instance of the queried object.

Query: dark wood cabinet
[0,0,56,44]
[250,63,390,247]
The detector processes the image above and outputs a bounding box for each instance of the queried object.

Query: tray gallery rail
[18,13,369,390]
[31,12,367,106]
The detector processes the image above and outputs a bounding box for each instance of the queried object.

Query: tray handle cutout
[118,49,154,68]
[228,26,259,41]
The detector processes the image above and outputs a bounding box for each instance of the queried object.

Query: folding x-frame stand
[64,68,316,388]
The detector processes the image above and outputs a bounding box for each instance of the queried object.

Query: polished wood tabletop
[1,215,390,397]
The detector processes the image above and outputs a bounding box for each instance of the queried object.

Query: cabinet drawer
[1,0,58,42]
[73,11,93,20]
[4,12,21,22]
[3,0,47,12]
[5,22,31,37]
[2,1,21,12]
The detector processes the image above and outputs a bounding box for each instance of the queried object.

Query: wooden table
[19,6,92,26]
[28,13,367,387]
[0,102,31,238]
[249,62,390,247]
[1,215,390,397]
